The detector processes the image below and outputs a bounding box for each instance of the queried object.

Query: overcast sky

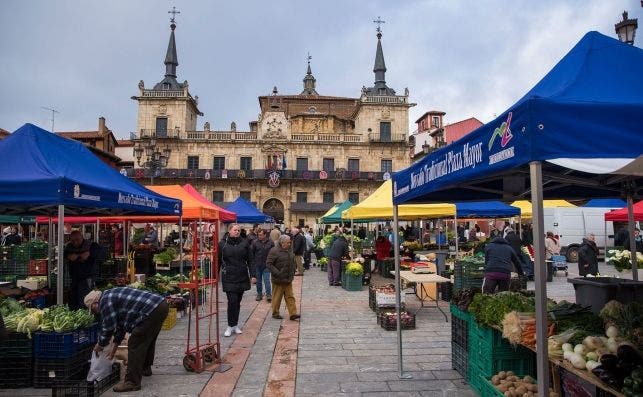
[1,0,641,138]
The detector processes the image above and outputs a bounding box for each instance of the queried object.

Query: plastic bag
[87,351,113,382]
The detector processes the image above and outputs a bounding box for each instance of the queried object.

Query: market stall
[182,183,237,222]
[584,199,627,208]
[225,196,274,224]
[319,199,354,224]
[510,200,576,218]
[391,31,643,395]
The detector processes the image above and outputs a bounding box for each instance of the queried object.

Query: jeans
[328,260,341,284]
[126,301,169,386]
[255,265,272,297]
[226,291,244,327]
[482,277,510,294]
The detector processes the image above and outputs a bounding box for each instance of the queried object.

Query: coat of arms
[268,171,280,188]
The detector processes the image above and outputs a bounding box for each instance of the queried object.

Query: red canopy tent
[604,200,643,222]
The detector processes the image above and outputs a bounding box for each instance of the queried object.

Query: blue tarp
[583,198,626,208]
[0,123,182,216]
[225,197,274,224]
[393,32,643,204]
[455,201,520,218]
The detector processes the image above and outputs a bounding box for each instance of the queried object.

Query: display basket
[162,307,178,330]
[0,355,33,388]
[34,324,99,359]
[51,363,121,397]
[379,311,416,331]
[342,272,363,291]
[0,331,33,357]
[0,259,29,277]
[28,241,49,259]
[33,346,92,388]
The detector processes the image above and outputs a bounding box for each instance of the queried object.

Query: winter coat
[578,238,599,276]
[484,237,523,275]
[64,239,103,284]
[292,232,306,256]
[270,228,281,244]
[329,235,349,261]
[250,238,274,269]
[624,236,643,254]
[266,245,295,284]
[375,237,392,260]
[219,236,254,292]
[545,237,560,260]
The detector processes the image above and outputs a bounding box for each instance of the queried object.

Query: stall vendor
[64,230,103,309]
[141,224,159,249]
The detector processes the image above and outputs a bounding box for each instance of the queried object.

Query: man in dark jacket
[219,224,256,337]
[250,229,274,302]
[291,227,306,276]
[483,236,523,293]
[624,228,643,254]
[578,233,599,276]
[328,232,349,286]
[266,235,299,320]
[64,230,103,310]
[503,227,532,277]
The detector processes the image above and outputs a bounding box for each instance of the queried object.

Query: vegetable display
[468,291,535,328]
[606,249,643,272]
[489,371,558,397]
[344,262,364,277]
[4,308,43,337]
[39,305,95,333]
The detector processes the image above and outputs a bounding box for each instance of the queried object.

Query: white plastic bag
[87,351,113,382]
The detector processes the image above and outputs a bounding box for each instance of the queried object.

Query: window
[432,116,441,128]
[323,192,334,203]
[296,157,308,171]
[240,157,252,171]
[298,219,305,227]
[213,156,225,170]
[381,159,393,173]
[212,191,224,202]
[347,159,360,172]
[348,192,359,204]
[240,191,251,201]
[187,156,199,170]
[322,158,334,172]
[162,83,170,90]
[156,117,168,138]
[296,192,308,203]
[379,121,391,142]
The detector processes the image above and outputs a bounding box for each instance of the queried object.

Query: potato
[516,386,527,395]
[498,384,508,393]
[492,375,501,385]
[507,371,515,377]
[504,392,511,397]
[523,375,535,384]
[498,371,507,379]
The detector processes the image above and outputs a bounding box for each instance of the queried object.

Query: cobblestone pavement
[2,260,636,396]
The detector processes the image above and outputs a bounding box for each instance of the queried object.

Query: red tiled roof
[444,117,483,144]
[57,131,104,139]
[415,110,446,123]
[0,128,10,138]
[117,139,134,146]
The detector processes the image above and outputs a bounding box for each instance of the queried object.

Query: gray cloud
[1,0,639,137]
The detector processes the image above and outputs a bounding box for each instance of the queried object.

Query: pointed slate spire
[301,53,318,95]
[164,21,179,78]
[373,30,387,90]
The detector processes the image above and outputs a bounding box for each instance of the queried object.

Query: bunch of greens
[468,291,535,327]
[39,305,95,333]
[0,297,23,316]
[4,308,43,337]
[600,300,643,350]
[548,300,604,338]
[606,249,643,272]
[345,262,364,277]
[153,248,177,265]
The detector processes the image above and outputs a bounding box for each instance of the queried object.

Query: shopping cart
[551,255,568,276]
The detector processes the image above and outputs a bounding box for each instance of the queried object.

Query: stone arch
[262,198,285,223]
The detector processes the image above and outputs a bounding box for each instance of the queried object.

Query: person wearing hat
[86,287,169,392]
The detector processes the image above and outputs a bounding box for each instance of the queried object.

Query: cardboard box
[17,279,46,290]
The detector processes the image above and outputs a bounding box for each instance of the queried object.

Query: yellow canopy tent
[511,200,576,218]
[342,180,456,220]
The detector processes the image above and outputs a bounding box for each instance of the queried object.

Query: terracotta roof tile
[57,131,104,139]
[444,117,483,144]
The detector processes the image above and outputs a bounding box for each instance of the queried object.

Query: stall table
[393,270,450,322]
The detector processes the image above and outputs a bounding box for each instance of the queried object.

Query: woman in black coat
[219,224,255,337]
[578,233,599,276]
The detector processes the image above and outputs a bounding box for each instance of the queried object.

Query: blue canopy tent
[391,32,643,392]
[0,123,182,303]
[455,201,520,218]
[583,198,627,208]
[225,197,274,224]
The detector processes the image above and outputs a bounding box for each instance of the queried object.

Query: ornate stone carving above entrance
[158,104,167,115]
[260,111,288,139]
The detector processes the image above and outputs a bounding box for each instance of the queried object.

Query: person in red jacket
[375,236,392,260]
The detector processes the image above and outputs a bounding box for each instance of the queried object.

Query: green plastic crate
[449,303,473,323]
[342,273,363,291]
[468,361,485,394]
[480,377,504,397]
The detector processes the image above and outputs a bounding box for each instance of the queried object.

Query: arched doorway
[263,198,284,223]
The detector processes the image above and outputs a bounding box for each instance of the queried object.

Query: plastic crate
[454,260,485,292]
[11,245,31,262]
[451,313,468,348]
[440,281,453,301]
[0,259,29,276]
[162,307,178,330]
[33,346,92,388]
[342,273,363,291]
[452,341,468,380]
[481,377,505,397]
[468,321,514,352]
[28,259,48,276]
[50,266,72,289]
[0,355,33,388]
[376,308,396,325]
[568,277,643,314]
[34,324,99,359]
[380,311,416,331]
[51,363,120,397]
[0,331,33,357]
[467,360,485,394]
[29,295,47,309]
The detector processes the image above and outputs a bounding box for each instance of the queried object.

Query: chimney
[98,117,106,133]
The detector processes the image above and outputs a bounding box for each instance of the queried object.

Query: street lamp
[615,11,638,45]
[133,139,170,185]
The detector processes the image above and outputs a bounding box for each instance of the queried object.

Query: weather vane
[168,6,180,23]
[373,16,385,34]
[307,52,312,65]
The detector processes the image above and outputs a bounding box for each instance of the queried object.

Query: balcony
[131,130,369,144]
[368,133,407,143]
[290,202,336,212]
[127,168,386,182]
[361,95,409,104]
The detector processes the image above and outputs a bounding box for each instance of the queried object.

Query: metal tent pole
[95,219,100,243]
[56,205,65,305]
[454,215,459,257]
[627,194,638,281]
[530,161,549,396]
[393,205,411,379]
[179,217,184,276]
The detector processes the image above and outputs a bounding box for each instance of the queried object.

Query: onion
[569,353,587,369]
[586,351,599,362]
[574,344,587,355]
[606,325,619,338]
[562,343,573,352]
[586,360,600,371]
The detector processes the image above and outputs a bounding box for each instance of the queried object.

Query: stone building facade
[125,20,415,226]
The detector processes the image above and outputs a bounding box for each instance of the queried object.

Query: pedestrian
[303,226,314,269]
[64,230,103,310]
[250,229,274,302]
[545,231,560,260]
[291,227,306,276]
[219,224,256,337]
[578,233,599,276]
[142,224,159,249]
[624,228,643,254]
[112,224,123,257]
[2,226,22,246]
[483,236,523,293]
[469,224,479,241]
[247,224,258,243]
[270,225,281,244]
[504,227,529,274]
[328,230,349,286]
[85,287,169,393]
[266,235,300,320]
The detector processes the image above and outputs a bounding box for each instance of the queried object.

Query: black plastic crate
[0,259,29,276]
[380,311,416,331]
[51,363,121,397]
[452,341,468,380]
[34,346,92,388]
[0,331,33,357]
[451,314,468,348]
[440,282,453,302]
[0,355,33,388]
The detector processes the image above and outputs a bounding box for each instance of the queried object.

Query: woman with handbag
[219,224,256,337]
